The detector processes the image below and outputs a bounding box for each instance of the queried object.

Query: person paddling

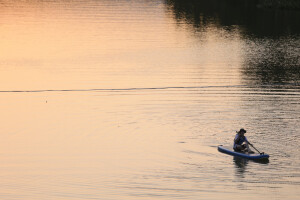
[233,128,253,153]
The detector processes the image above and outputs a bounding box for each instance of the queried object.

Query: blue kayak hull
[218,145,269,160]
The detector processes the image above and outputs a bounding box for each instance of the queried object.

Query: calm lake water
[0,0,300,199]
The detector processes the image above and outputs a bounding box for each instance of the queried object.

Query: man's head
[238,128,246,135]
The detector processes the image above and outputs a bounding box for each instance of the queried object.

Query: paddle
[248,142,264,155]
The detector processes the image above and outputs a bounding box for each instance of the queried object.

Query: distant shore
[257,0,300,10]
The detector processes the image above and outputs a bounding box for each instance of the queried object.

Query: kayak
[218,145,269,160]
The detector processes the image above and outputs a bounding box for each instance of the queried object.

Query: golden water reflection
[0,0,299,199]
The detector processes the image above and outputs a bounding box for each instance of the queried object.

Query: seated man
[233,128,253,153]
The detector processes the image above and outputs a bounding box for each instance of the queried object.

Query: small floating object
[218,145,269,160]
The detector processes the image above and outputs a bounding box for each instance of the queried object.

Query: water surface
[0,0,299,199]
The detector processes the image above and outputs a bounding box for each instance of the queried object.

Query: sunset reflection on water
[0,0,299,199]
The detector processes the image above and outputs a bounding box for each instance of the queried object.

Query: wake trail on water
[0,83,299,93]
[0,85,249,93]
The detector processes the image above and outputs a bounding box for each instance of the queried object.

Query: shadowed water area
[0,0,299,199]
